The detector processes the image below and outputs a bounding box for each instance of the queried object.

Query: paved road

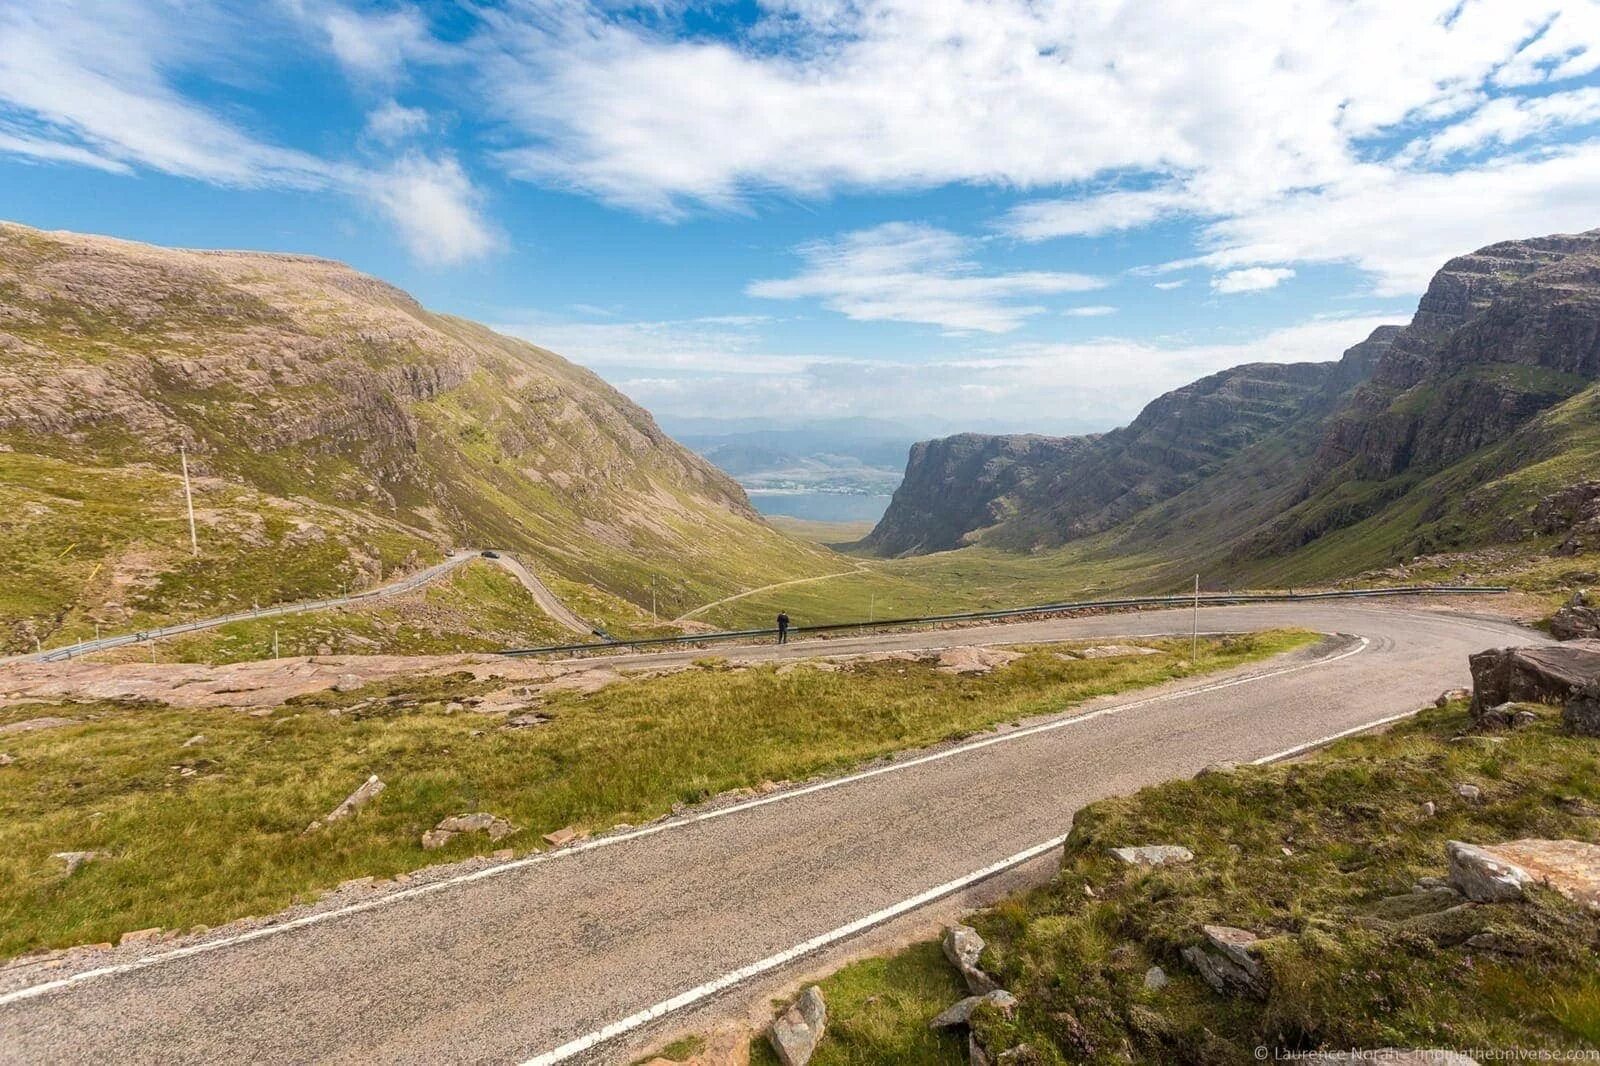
[486,553,593,636]
[0,602,1542,1064]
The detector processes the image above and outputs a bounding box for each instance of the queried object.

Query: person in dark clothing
[776,611,790,644]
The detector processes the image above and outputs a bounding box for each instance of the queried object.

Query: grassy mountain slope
[0,222,833,653]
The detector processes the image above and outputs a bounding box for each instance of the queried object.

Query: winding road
[0,601,1543,1064]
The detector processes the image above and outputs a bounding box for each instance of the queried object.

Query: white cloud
[1153,279,1187,290]
[1211,267,1295,294]
[1412,87,1600,160]
[1000,188,1194,240]
[317,4,436,87]
[365,153,500,266]
[1064,305,1116,317]
[364,100,429,144]
[747,222,1105,333]
[1185,143,1600,295]
[552,311,1406,430]
[475,0,1597,222]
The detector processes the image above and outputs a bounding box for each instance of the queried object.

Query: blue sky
[4,1,1600,436]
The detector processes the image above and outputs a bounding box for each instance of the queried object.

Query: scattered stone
[542,825,588,848]
[943,925,999,994]
[768,986,826,1066]
[0,753,12,766]
[505,713,550,728]
[1455,783,1482,803]
[491,848,514,860]
[1512,709,1539,729]
[1551,589,1600,640]
[929,990,1018,1029]
[1468,641,1600,717]
[996,1047,1041,1065]
[935,646,1023,674]
[0,716,76,736]
[53,850,105,876]
[1109,844,1194,867]
[1142,966,1168,990]
[1078,644,1162,659]
[444,702,464,714]
[119,927,162,946]
[331,674,363,693]
[1446,841,1531,903]
[322,774,385,824]
[1195,762,1238,778]
[968,1032,994,1066]
[422,812,518,850]
[1565,679,1600,736]
[756,780,781,794]
[182,734,206,747]
[1181,924,1267,998]
[1421,801,1437,818]
[1435,688,1470,707]
[1415,876,1450,892]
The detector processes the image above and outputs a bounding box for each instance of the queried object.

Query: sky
[3,1,1600,437]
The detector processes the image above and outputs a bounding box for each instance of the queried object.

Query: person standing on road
[776,611,790,645]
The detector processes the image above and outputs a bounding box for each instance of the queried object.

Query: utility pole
[1192,573,1200,662]
[273,626,280,660]
[179,443,198,556]
[869,592,875,623]
[651,579,657,622]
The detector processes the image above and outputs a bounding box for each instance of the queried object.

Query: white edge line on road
[1250,707,1423,765]
[519,832,1071,1066]
[0,632,1369,1010]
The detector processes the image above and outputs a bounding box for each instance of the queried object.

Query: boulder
[929,990,1018,1029]
[1468,641,1600,717]
[1462,839,1600,912]
[768,986,826,1066]
[943,925,998,994]
[1550,600,1600,640]
[1565,679,1600,736]
[1455,783,1482,803]
[1110,845,1194,867]
[1446,841,1531,903]
[968,1032,994,1066]
[542,825,589,848]
[323,775,385,824]
[1180,924,1267,998]
[1434,688,1470,707]
[1142,965,1168,990]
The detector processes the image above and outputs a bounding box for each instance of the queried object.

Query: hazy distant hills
[668,419,914,498]
[865,229,1600,582]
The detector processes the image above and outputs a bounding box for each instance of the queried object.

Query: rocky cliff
[865,330,1391,556]
[866,228,1600,577]
[0,222,831,647]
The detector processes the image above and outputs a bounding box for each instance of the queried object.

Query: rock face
[1566,679,1600,736]
[1468,641,1600,716]
[1109,845,1194,867]
[865,229,1600,579]
[1447,841,1532,902]
[935,646,1023,674]
[768,986,826,1066]
[1448,839,1600,911]
[864,349,1381,556]
[1180,924,1268,998]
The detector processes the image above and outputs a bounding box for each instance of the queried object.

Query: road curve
[486,553,593,636]
[0,602,1543,1064]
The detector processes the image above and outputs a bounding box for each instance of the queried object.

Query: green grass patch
[0,631,1313,959]
[794,701,1600,1062]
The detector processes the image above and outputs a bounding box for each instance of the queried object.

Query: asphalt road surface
[0,602,1544,1064]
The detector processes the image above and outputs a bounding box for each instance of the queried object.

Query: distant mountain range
[667,419,914,498]
[864,229,1600,585]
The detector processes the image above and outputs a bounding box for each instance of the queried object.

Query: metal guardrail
[26,553,477,663]
[497,584,1511,658]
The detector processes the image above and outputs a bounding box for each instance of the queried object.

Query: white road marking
[518,832,1071,1066]
[0,632,1367,1009]
[1250,707,1422,765]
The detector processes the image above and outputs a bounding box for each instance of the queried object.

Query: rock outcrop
[1180,924,1268,998]
[1468,641,1600,716]
[1551,590,1600,640]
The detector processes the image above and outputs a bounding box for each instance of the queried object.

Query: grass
[780,700,1600,1063]
[0,631,1314,960]
[90,559,579,663]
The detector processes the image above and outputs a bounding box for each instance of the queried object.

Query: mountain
[865,228,1600,581]
[0,222,832,651]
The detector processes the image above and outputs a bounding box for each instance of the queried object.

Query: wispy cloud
[1211,267,1295,294]
[747,223,1105,333]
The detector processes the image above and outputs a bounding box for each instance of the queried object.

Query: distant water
[747,491,893,523]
